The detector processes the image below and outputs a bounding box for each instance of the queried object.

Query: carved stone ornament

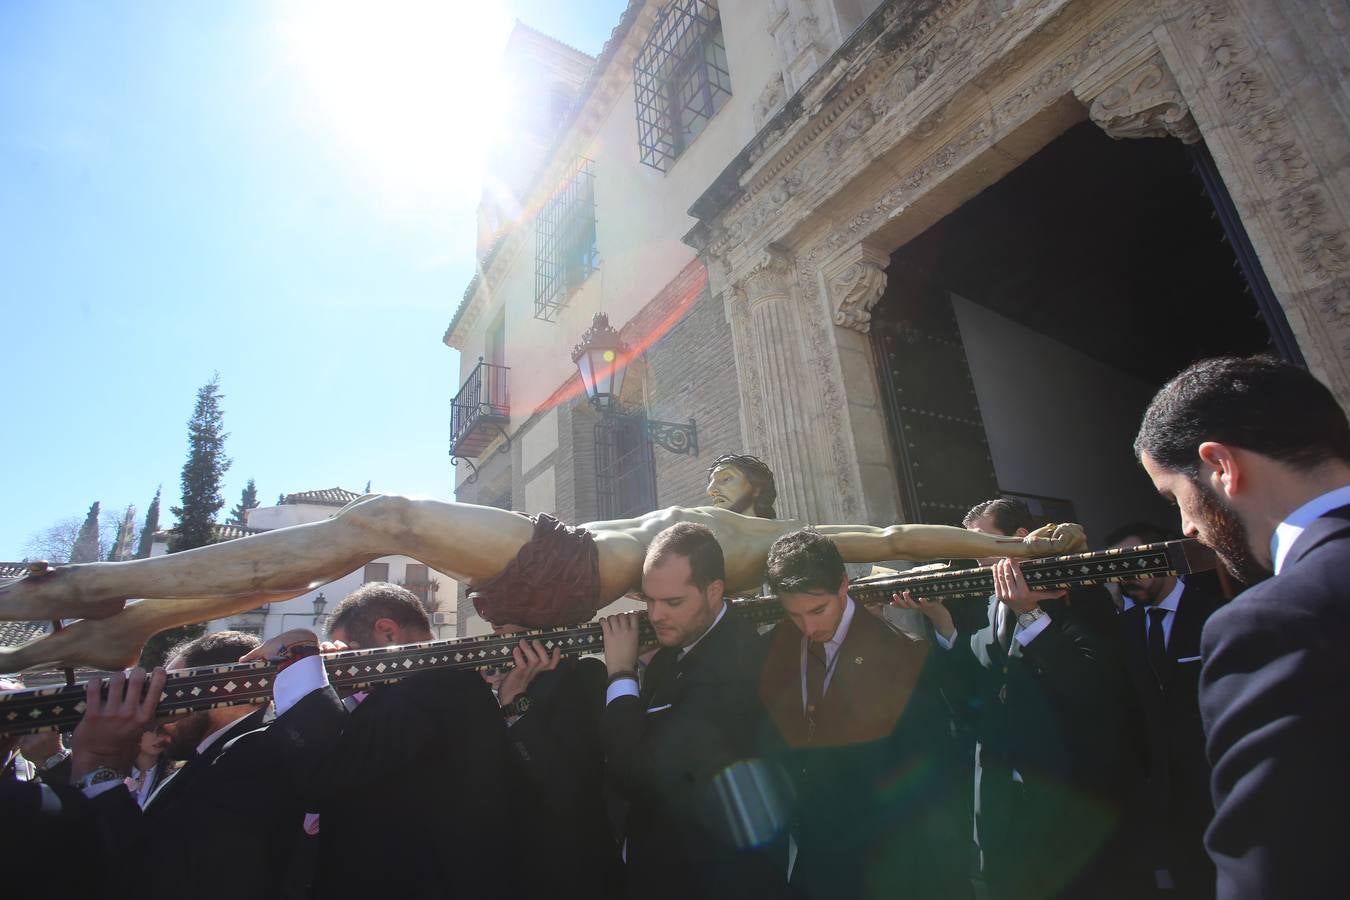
[824,244,889,333]
[1087,56,1201,144]
[738,248,795,305]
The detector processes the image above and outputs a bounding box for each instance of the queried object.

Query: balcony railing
[450,359,510,459]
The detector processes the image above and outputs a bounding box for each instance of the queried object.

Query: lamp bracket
[644,418,698,456]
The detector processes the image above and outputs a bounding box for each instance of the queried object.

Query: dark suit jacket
[93,686,346,900]
[1200,504,1350,900]
[760,605,962,900]
[936,586,1132,898]
[508,656,622,898]
[1119,574,1226,897]
[1,776,107,899]
[602,609,786,900]
[305,667,531,900]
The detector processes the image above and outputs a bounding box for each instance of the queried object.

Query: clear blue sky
[0,0,628,559]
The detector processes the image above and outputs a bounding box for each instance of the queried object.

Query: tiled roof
[153,522,267,544]
[0,619,49,650]
[282,488,362,508]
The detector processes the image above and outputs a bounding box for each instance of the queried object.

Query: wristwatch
[499,694,533,718]
[38,749,70,772]
[74,766,126,792]
[1016,608,1047,629]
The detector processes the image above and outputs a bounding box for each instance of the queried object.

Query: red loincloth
[467,513,601,627]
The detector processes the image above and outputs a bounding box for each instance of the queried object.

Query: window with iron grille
[534,156,598,322]
[634,0,732,172]
[595,414,657,520]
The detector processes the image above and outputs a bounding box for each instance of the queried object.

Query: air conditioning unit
[432,613,451,626]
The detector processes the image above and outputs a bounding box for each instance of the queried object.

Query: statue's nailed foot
[1023,523,1088,556]
[0,562,128,622]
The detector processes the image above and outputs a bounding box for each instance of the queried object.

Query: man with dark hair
[1134,355,1350,899]
[706,453,778,518]
[325,580,434,648]
[1104,523,1226,899]
[154,630,266,763]
[600,523,786,899]
[962,497,1037,535]
[760,529,959,899]
[301,581,531,900]
[896,498,1130,900]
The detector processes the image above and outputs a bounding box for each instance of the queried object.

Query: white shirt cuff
[273,654,329,716]
[605,677,639,706]
[931,629,957,650]
[1014,611,1053,645]
[82,779,128,800]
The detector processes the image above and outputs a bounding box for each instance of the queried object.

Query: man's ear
[1197,442,1242,498]
[372,617,400,645]
[706,579,725,605]
[1013,527,1030,538]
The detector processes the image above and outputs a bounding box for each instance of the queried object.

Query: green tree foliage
[227,478,259,527]
[135,486,161,559]
[69,502,102,564]
[146,376,231,665]
[168,375,231,553]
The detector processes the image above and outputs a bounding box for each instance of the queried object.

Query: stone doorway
[871,121,1284,542]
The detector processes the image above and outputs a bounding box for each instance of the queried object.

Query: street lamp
[312,592,327,626]
[571,312,698,455]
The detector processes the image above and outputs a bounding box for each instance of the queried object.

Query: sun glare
[277,0,515,211]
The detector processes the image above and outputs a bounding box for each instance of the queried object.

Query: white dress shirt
[1270,484,1350,575]
[799,595,857,711]
[605,602,728,706]
[931,596,1052,653]
[1137,578,1184,650]
[85,654,329,802]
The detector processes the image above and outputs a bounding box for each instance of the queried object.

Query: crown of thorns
[708,453,777,518]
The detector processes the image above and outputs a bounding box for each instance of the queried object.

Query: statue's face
[706,464,757,514]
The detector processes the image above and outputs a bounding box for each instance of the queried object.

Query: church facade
[444,0,1350,632]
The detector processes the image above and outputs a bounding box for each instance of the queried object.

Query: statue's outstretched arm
[816,522,1086,562]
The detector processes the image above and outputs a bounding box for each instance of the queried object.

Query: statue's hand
[1023,523,1087,556]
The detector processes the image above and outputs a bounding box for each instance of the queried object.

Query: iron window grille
[634,0,732,172]
[595,413,658,520]
[534,156,598,322]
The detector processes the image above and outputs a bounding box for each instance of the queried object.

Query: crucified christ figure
[0,495,1085,671]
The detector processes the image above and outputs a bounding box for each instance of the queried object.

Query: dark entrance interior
[871,121,1285,540]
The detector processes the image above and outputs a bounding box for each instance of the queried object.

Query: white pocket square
[646,703,673,714]
[1176,655,1202,664]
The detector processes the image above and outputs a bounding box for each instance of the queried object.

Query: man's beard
[160,712,212,761]
[1192,481,1271,585]
[727,492,756,515]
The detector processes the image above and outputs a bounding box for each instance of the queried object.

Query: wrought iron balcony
[450,358,510,463]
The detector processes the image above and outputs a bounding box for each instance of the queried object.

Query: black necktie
[1147,607,1169,680]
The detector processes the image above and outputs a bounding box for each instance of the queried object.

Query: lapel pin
[855,656,864,664]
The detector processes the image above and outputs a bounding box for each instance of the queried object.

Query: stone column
[723,247,836,522]
[817,241,905,527]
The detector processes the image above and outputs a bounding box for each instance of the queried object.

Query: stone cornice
[685,0,952,247]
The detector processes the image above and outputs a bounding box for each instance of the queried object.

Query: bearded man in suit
[1135,355,1350,900]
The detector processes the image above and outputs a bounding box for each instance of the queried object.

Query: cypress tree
[227,478,259,527]
[145,376,231,665]
[168,375,231,553]
[70,502,102,564]
[136,487,161,559]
